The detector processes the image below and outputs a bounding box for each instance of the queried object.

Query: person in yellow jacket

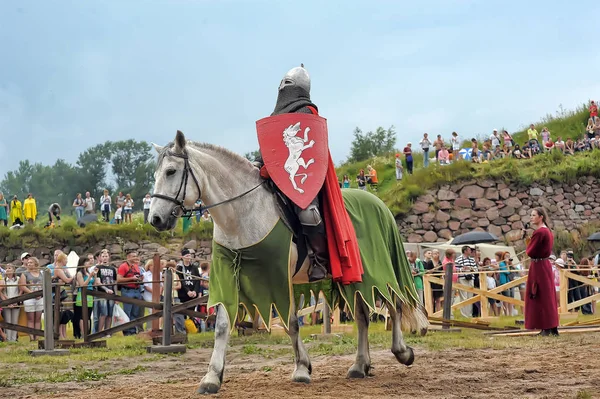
[23,193,37,224]
[9,195,23,226]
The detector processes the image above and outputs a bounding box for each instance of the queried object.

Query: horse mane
[157,141,257,174]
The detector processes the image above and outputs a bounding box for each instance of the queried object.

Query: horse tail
[399,300,429,336]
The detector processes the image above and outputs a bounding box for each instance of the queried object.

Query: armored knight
[256,65,329,282]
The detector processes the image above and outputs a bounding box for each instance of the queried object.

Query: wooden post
[442,262,454,329]
[82,286,89,342]
[162,268,173,347]
[559,268,569,314]
[53,282,61,340]
[29,271,69,356]
[423,274,434,316]
[43,270,55,350]
[479,271,489,318]
[322,293,331,335]
[151,253,161,334]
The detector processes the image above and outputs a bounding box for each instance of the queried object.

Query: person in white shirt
[114,204,123,224]
[490,129,500,148]
[123,194,134,223]
[84,191,96,215]
[142,193,152,224]
[394,154,403,180]
[419,133,432,167]
[100,189,111,222]
[451,132,460,160]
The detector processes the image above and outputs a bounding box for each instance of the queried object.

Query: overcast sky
[1,0,598,177]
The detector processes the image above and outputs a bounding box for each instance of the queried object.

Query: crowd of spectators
[405,246,599,318]
[0,248,213,342]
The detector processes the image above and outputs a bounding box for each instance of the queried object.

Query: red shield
[256,113,329,209]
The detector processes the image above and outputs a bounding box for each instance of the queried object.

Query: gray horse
[149,131,428,395]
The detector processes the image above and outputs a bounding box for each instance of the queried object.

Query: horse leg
[286,300,312,383]
[347,295,371,378]
[197,304,230,394]
[389,299,415,366]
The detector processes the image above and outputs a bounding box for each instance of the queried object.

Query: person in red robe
[524,207,559,336]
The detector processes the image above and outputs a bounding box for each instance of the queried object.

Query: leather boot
[303,224,329,282]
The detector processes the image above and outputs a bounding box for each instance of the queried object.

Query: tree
[75,143,111,199]
[348,126,397,163]
[244,150,261,162]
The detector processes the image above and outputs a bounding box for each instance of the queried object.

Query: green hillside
[336,104,599,216]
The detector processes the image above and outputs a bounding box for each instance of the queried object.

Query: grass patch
[0,212,214,253]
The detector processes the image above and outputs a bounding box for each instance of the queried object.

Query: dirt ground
[7,334,600,399]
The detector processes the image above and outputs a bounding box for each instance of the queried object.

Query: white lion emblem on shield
[282,122,315,194]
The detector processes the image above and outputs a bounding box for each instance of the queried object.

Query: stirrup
[308,255,328,282]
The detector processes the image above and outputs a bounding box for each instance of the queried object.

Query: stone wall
[398,176,600,249]
[0,238,212,267]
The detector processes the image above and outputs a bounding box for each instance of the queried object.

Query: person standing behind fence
[176,249,201,309]
[95,250,117,335]
[523,207,559,336]
[117,250,143,336]
[19,257,43,341]
[73,256,98,338]
[455,246,477,318]
[0,264,21,341]
[407,251,425,305]
[163,260,186,334]
[52,252,74,340]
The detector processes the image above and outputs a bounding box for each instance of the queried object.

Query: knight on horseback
[255,64,362,284]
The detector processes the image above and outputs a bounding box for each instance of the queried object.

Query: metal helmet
[278,63,310,93]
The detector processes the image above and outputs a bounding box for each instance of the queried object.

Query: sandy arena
[5,332,600,399]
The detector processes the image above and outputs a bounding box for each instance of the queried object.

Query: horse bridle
[151,149,266,218]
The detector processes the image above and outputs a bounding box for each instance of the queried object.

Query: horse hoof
[197,383,220,395]
[197,374,221,394]
[393,346,415,367]
[292,368,311,384]
[347,363,369,379]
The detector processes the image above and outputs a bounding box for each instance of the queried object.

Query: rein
[151,149,265,218]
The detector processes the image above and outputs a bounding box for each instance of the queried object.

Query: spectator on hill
[116,192,126,208]
[451,132,460,160]
[0,192,7,227]
[544,139,555,151]
[455,246,478,318]
[143,193,152,223]
[201,210,212,222]
[72,193,85,222]
[438,146,450,164]
[419,133,431,167]
[590,100,598,123]
[527,124,538,141]
[502,130,514,148]
[403,143,413,174]
[84,192,96,215]
[434,134,444,161]
[555,136,565,152]
[114,204,123,224]
[342,174,350,188]
[100,190,111,222]
[541,127,551,146]
[356,169,367,191]
[471,147,482,163]
[394,154,403,180]
[123,194,134,223]
[490,129,501,148]
[565,138,575,155]
[9,195,23,227]
[23,193,37,224]
[502,144,511,158]
[481,144,492,162]
[493,145,503,159]
[48,203,61,226]
[366,165,379,190]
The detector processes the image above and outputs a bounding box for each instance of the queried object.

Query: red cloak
[306,107,363,284]
[524,226,559,330]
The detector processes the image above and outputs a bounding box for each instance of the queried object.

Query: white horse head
[149,130,205,231]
